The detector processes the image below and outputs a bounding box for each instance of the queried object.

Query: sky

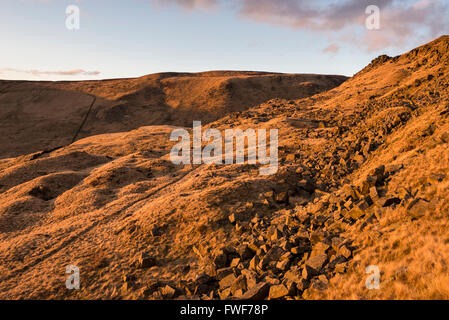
[1,0,448,81]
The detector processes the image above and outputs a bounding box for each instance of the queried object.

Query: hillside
[0,71,346,159]
[0,36,448,300]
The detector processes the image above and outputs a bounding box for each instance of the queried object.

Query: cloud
[34,0,449,52]
[152,0,219,10]
[1,68,101,76]
[237,0,449,51]
[153,0,449,52]
[323,43,340,54]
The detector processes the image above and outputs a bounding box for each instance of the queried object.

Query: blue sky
[1,0,448,80]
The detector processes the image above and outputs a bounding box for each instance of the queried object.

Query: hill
[0,36,448,299]
[0,71,346,159]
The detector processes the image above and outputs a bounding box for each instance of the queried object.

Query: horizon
[1,0,449,81]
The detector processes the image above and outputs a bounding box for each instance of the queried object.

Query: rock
[371,165,385,181]
[344,199,353,210]
[297,179,316,193]
[381,197,401,207]
[214,252,228,269]
[335,262,348,273]
[439,132,449,143]
[195,273,214,285]
[280,240,293,252]
[360,176,377,195]
[142,281,160,297]
[373,207,385,220]
[309,230,326,244]
[341,184,358,200]
[348,206,365,220]
[249,256,260,271]
[233,289,244,298]
[276,259,290,271]
[275,192,288,203]
[328,255,347,268]
[370,187,379,200]
[287,118,322,129]
[357,198,371,210]
[230,275,247,296]
[123,274,137,283]
[219,274,237,289]
[241,269,258,289]
[240,282,270,300]
[121,281,135,293]
[290,246,306,255]
[311,278,328,291]
[284,281,297,296]
[285,154,298,162]
[407,198,429,219]
[310,242,329,257]
[228,257,239,268]
[295,278,309,292]
[385,164,403,175]
[260,246,284,270]
[269,228,283,242]
[136,253,156,269]
[237,244,255,260]
[150,226,162,237]
[331,237,345,251]
[268,284,289,299]
[303,254,328,278]
[289,196,309,206]
[263,191,275,200]
[219,288,232,299]
[265,276,280,285]
[339,245,352,259]
[160,285,176,299]
[283,270,302,285]
[216,267,234,280]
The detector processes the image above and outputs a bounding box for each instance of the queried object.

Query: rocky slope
[0,36,448,300]
[0,72,346,159]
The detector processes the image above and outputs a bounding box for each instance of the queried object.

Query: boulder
[303,254,328,278]
[268,284,289,299]
[240,282,270,300]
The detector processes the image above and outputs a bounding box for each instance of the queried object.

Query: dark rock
[214,252,228,269]
[381,197,401,207]
[303,254,328,278]
[237,244,255,260]
[241,269,258,289]
[230,275,247,296]
[195,273,214,286]
[240,282,270,300]
[216,267,234,280]
[275,192,289,203]
[136,253,156,269]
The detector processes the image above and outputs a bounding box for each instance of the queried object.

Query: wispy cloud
[323,43,340,54]
[151,0,219,10]
[1,68,101,77]
[154,0,449,52]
